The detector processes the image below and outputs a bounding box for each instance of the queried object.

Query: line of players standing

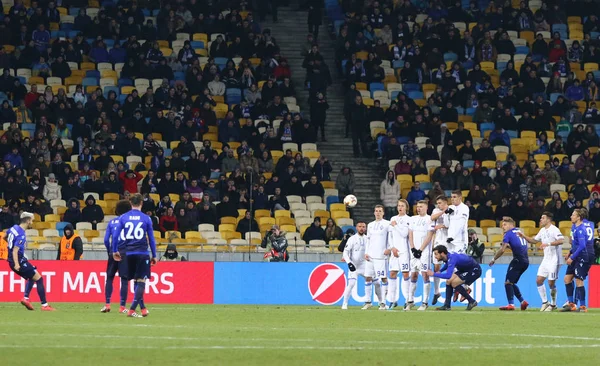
[341,190,593,312]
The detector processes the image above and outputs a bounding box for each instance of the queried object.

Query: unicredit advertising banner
[0,261,598,306]
[0,261,214,304]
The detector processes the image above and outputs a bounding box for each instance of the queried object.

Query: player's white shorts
[410,253,431,273]
[537,262,560,280]
[449,242,466,254]
[365,258,387,279]
[389,251,410,273]
[348,263,365,280]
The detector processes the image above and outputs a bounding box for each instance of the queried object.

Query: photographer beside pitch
[261,225,289,262]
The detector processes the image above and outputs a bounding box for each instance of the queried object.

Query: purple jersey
[435,253,480,279]
[6,225,27,265]
[112,209,157,258]
[503,228,529,263]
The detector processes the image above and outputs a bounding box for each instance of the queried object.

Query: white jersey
[431,208,449,245]
[366,219,391,259]
[534,225,564,266]
[342,233,367,266]
[409,215,433,249]
[389,214,411,253]
[447,202,469,244]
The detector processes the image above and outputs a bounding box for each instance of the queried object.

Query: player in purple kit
[561,208,590,312]
[101,199,132,314]
[113,193,157,318]
[489,217,529,311]
[7,212,55,311]
[427,245,480,311]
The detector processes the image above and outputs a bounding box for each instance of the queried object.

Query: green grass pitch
[1,303,600,365]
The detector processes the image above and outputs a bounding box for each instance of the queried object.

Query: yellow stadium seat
[258,217,276,226]
[218,224,235,232]
[254,209,271,218]
[274,210,291,218]
[330,203,347,212]
[44,214,61,223]
[220,217,237,225]
[519,220,536,228]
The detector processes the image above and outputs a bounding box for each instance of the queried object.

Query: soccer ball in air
[343,195,357,208]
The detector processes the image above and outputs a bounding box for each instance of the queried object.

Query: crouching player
[102,199,133,313]
[7,212,55,311]
[427,245,480,311]
[113,194,157,318]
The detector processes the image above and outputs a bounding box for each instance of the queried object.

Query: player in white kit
[447,190,470,302]
[364,205,391,310]
[517,211,564,311]
[386,199,411,309]
[406,200,434,311]
[341,221,367,310]
[429,195,450,306]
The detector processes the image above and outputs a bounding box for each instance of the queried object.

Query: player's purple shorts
[127,254,150,280]
[457,265,482,285]
[10,260,37,280]
[506,259,529,284]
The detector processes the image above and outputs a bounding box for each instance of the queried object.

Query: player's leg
[536,267,549,311]
[399,251,410,305]
[574,261,590,312]
[387,256,399,309]
[546,265,559,310]
[342,268,358,309]
[432,263,441,305]
[31,270,55,311]
[418,253,431,310]
[375,260,387,309]
[452,270,479,310]
[501,260,518,310]
[14,266,35,310]
[102,257,119,312]
[405,266,419,311]
[561,270,577,311]
[126,254,145,317]
[362,261,374,310]
[118,255,131,313]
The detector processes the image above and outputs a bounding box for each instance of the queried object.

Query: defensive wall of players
[1,260,599,307]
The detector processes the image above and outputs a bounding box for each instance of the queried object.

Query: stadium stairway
[264,3,382,222]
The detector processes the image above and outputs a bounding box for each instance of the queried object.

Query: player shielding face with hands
[386,199,411,309]
[406,200,434,311]
[427,245,480,311]
[364,205,391,310]
[517,212,563,311]
[429,196,451,306]
[341,222,367,310]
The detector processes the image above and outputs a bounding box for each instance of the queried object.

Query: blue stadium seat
[103,86,120,97]
[341,225,356,234]
[407,91,424,99]
[118,94,127,104]
[462,160,475,168]
[550,93,562,103]
[507,130,518,138]
[118,78,133,87]
[174,72,185,80]
[67,30,79,39]
[69,7,79,15]
[82,77,99,87]
[419,182,432,190]
[516,46,530,54]
[86,70,101,79]
[392,60,405,69]
[190,41,204,49]
[55,222,69,233]
[390,90,401,100]
[369,82,385,92]
[443,52,458,61]
[403,83,420,92]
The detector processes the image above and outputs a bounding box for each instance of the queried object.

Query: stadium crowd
[0,0,353,252]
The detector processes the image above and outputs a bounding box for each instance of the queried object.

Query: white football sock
[401,277,410,302]
[387,278,397,303]
[379,281,387,303]
[343,279,356,306]
[423,281,431,304]
[365,282,373,303]
[538,284,548,303]
[408,279,417,302]
[373,280,382,303]
[550,286,557,305]
[433,277,441,295]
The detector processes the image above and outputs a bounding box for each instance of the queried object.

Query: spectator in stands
[394,155,411,175]
[303,217,325,243]
[380,170,400,219]
[104,172,123,195]
[62,175,83,201]
[303,175,325,198]
[236,211,259,236]
[159,207,178,233]
[407,181,426,208]
[313,156,332,181]
[269,187,290,211]
[63,198,82,226]
[324,218,343,245]
[335,167,355,201]
[81,195,104,229]
[43,173,61,201]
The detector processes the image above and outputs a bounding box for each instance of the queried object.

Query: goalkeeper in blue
[427,245,480,311]
[101,199,132,314]
[113,194,157,318]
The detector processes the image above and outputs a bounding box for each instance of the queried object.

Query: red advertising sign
[588,266,600,308]
[0,261,214,304]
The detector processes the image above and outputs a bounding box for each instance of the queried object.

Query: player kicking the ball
[428,245,480,311]
[341,221,367,310]
[386,199,411,309]
[517,212,563,311]
[364,205,391,310]
[406,200,434,311]
[7,212,55,311]
[490,217,529,311]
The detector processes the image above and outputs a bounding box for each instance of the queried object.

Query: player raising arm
[102,199,133,314]
[490,217,529,311]
[406,200,434,311]
[386,199,411,310]
[427,245,480,311]
[561,209,591,312]
[113,194,157,317]
[517,212,563,311]
[341,221,367,310]
[7,212,55,311]
[364,205,391,310]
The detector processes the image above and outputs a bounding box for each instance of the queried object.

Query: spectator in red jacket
[273,59,292,81]
[119,169,143,194]
[159,207,178,233]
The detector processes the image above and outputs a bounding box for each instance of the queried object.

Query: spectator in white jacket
[43,173,62,201]
[380,170,400,219]
[208,74,226,96]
